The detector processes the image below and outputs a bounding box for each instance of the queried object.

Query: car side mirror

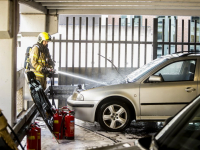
[149,75,163,82]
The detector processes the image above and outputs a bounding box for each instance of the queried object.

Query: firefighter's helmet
[37,32,51,43]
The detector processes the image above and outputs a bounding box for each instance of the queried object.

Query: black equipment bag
[26,71,59,143]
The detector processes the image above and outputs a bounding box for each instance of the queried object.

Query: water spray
[57,71,108,86]
[98,54,125,80]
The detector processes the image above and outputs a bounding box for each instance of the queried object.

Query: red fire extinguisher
[27,124,38,150]
[34,123,41,150]
[61,106,68,115]
[65,110,75,139]
[53,109,63,139]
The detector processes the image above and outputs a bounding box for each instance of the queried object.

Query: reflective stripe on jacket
[29,45,47,78]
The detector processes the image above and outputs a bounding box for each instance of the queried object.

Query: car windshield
[126,56,168,82]
[155,96,200,150]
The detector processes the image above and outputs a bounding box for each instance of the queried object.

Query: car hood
[81,76,128,90]
[76,80,139,102]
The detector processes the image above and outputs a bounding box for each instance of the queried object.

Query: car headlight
[76,93,84,101]
[71,92,84,101]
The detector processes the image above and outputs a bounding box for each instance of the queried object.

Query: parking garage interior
[1,0,200,149]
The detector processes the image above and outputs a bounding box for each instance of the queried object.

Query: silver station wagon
[67,53,199,131]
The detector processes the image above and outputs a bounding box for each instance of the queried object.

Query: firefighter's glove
[46,58,56,67]
[47,68,56,78]
[48,68,56,74]
[49,60,56,67]
[41,67,49,74]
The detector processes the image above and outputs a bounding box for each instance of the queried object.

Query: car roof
[161,52,200,59]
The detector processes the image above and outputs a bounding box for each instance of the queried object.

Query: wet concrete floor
[20,118,163,150]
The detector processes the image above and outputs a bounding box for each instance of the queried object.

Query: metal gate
[50,17,200,85]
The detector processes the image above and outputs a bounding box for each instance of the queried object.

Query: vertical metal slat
[105,18,108,69]
[175,19,177,53]
[188,20,190,51]
[85,17,88,75]
[162,19,165,55]
[65,17,68,84]
[118,18,121,68]
[79,17,82,69]
[153,18,158,60]
[131,18,134,68]
[169,19,171,54]
[52,37,55,85]
[112,18,115,69]
[98,17,101,75]
[195,20,197,52]
[144,18,147,64]
[72,17,75,85]
[92,17,95,69]
[98,18,101,69]
[58,34,62,85]
[138,18,141,67]
[59,34,62,69]
[66,17,68,68]
[79,17,82,83]
[72,17,75,70]
[125,18,127,68]
[182,19,184,52]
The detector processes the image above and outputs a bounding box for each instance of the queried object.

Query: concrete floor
[19,117,162,150]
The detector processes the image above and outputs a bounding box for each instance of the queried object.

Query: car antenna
[98,54,125,80]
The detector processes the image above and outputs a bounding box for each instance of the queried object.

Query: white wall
[0,39,15,125]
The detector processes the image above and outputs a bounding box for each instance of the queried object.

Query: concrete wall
[0,39,15,125]
[0,0,19,126]
[0,0,12,39]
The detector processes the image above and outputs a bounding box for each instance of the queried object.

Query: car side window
[154,60,196,82]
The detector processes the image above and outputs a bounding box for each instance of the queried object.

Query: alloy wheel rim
[103,104,127,129]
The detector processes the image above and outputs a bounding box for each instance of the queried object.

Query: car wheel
[98,101,131,132]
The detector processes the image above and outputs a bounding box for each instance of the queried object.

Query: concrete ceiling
[20,3,43,13]
[19,0,200,16]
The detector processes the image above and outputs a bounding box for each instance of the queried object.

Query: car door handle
[185,87,195,92]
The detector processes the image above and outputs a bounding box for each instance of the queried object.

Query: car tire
[98,101,131,132]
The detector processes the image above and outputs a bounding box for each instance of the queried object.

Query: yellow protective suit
[29,43,53,90]
[0,110,18,150]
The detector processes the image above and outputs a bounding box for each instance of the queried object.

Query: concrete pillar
[20,14,46,36]
[0,0,18,126]
[47,10,59,35]
[47,14,58,35]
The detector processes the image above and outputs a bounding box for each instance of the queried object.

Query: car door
[139,58,198,120]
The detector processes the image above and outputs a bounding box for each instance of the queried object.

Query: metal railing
[50,17,200,85]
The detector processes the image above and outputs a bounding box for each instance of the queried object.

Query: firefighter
[0,110,18,150]
[29,32,55,90]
